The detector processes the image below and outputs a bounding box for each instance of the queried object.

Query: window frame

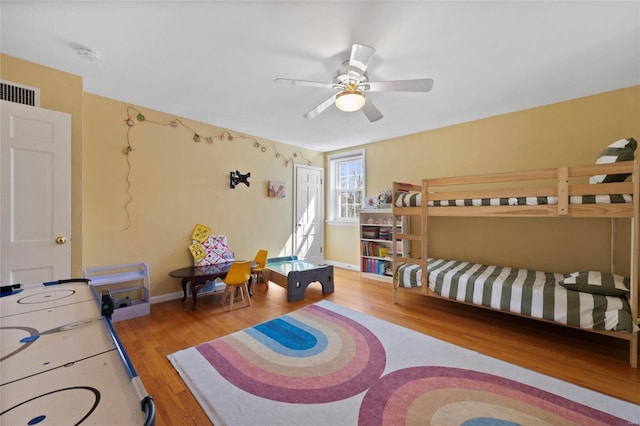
[327,149,365,225]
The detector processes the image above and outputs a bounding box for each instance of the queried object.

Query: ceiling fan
[275,43,433,122]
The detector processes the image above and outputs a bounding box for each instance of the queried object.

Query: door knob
[55,236,67,245]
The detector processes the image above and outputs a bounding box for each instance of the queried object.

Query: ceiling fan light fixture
[335,90,365,112]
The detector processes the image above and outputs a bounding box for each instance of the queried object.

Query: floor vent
[1,80,40,107]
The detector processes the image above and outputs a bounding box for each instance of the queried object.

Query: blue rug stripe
[244,315,328,357]
[255,318,318,350]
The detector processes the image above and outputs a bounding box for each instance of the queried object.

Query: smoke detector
[75,47,100,61]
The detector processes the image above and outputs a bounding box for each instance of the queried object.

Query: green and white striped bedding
[394,192,632,207]
[397,259,634,332]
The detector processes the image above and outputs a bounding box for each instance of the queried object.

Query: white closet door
[1,100,71,285]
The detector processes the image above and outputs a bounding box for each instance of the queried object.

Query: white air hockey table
[1,279,155,425]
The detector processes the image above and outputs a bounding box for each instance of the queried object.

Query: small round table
[169,261,257,310]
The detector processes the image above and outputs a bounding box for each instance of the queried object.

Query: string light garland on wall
[122,106,317,166]
[120,106,319,230]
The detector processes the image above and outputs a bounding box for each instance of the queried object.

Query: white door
[294,164,324,264]
[1,100,71,285]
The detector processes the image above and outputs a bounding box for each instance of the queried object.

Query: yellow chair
[252,249,269,291]
[221,261,252,311]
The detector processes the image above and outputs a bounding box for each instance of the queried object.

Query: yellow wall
[1,54,322,297]
[325,86,640,275]
[1,54,85,277]
[82,94,322,297]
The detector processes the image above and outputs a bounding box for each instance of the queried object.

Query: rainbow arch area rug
[167,300,639,425]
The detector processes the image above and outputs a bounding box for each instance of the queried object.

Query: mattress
[396,259,634,333]
[394,192,632,207]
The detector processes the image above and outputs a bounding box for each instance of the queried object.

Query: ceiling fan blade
[303,94,338,119]
[361,99,383,122]
[363,78,434,92]
[274,78,337,90]
[348,43,376,77]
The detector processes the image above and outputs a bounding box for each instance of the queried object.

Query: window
[328,149,365,223]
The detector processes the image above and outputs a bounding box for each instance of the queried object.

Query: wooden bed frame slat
[395,233,421,241]
[429,205,559,216]
[568,204,635,217]
[428,185,559,201]
[393,206,419,216]
[570,181,633,195]
[426,168,557,186]
[569,162,636,177]
[394,256,421,265]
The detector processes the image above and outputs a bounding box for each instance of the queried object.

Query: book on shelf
[361,241,390,258]
[361,258,391,275]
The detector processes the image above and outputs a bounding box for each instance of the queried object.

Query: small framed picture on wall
[268,180,286,198]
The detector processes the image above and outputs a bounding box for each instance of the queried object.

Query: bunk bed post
[630,160,639,368]
[557,167,569,215]
[392,182,399,303]
[421,178,429,294]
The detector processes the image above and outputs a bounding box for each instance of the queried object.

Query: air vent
[0,80,40,107]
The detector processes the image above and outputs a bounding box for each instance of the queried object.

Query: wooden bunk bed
[391,160,639,367]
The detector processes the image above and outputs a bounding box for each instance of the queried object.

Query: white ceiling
[1,1,639,152]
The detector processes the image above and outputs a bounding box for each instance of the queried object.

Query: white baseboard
[323,260,360,271]
[151,291,184,304]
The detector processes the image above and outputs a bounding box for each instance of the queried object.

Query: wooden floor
[114,267,640,425]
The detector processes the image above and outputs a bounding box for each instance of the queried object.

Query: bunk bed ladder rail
[630,160,639,368]
[391,182,424,303]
